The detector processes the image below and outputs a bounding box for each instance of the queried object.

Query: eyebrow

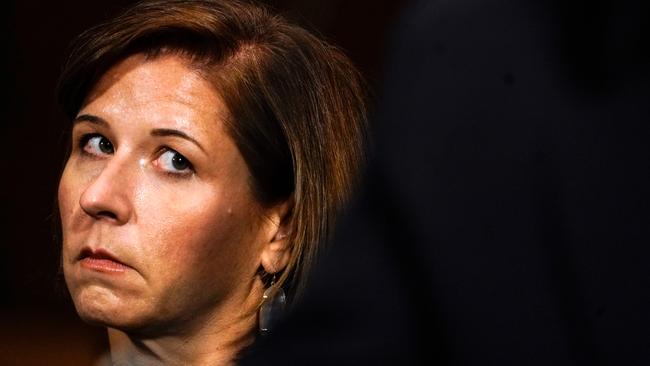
[150,128,205,152]
[73,113,205,152]
[73,114,108,127]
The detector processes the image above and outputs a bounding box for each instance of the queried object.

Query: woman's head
[57,0,367,336]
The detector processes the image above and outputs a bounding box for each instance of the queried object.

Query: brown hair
[57,0,368,303]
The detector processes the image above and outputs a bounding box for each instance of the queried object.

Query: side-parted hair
[57,0,368,303]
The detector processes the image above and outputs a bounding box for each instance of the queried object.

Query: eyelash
[76,133,195,178]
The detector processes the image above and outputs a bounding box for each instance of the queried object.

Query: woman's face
[58,53,278,333]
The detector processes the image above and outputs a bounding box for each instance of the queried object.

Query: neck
[107,280,264,365]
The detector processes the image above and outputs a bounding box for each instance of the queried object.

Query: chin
[72,285,152,331]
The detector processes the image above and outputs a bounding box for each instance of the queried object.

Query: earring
[259,274,286,335]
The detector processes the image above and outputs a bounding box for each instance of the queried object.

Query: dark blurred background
[243,0,649,365]
[0,1,406,364]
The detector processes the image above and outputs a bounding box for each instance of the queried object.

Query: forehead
[80,53,229,134]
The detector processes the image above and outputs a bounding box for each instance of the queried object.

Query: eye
[82,134,114,156]
[158,149,193,175]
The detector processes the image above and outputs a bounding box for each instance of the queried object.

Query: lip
[78,247,131,273]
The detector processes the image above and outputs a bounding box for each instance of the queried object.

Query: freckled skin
[58,54,288,361]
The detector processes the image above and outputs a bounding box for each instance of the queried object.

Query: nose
[79,156,134,225]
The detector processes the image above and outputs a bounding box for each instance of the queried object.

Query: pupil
[99,138,113,153]
[172,154,188,170]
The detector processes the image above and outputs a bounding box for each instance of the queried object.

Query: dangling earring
[259,274,286,335]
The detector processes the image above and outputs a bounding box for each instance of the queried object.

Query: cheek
[58,165,82,289]
[147,206,243,267]
[58,164,78,234]
[57,158,97,230]
[136,184,261,286]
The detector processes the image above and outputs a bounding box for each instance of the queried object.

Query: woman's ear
[260,198,293,274]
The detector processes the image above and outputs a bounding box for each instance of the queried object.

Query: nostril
[97,210,118,220]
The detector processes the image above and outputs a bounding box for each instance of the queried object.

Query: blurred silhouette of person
[240,0,650,365]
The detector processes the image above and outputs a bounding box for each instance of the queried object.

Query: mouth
[78,248,131,273]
